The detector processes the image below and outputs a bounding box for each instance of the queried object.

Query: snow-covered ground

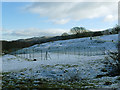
[29,34,118,51]
[2,34,120,88]
[98,34,118,42]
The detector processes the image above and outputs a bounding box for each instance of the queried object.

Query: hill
[2,34,119,88]
[1,27,119,54]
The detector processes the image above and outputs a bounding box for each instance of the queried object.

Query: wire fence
[10,49,51,61]
[10,46,106,61]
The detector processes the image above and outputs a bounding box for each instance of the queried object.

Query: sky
[2,2,118,41]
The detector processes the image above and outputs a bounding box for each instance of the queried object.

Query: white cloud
[2,28,69,37]
[104,15,117,22]
[52,19,70,24]
[24,2,118,24]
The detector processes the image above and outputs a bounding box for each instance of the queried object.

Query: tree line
[62,25,120,36]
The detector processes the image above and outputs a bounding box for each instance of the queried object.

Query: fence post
[41,50,42,60]
[20,50,22,58]
[57,49,59,59]
[74,47,75,55]
[24,50,25,58]
[33,48,34,60]
[14,49,16,56]
[103,47,105,55]
[26,49,28,59]
[29,49,31,60]
[45,51,47,60]
[90,48,92,56]
[88,48,89,56]
[65,48,66,55]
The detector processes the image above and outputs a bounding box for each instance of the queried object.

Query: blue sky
[2,2,118,41]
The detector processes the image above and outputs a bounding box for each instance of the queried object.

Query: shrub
[105,51,120,76]
[92,31,103,37]
[61,33,69,36]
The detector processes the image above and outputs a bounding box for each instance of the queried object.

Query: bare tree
[70,27,87,34]
[112,24,120,34]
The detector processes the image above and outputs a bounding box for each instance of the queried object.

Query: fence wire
[10,46,107,61]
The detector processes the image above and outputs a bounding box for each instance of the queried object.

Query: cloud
[52,19,70,24]
[3,0,119,2]
[104,15,117,22]
[2,28,69,37]
[24,2,118,24]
